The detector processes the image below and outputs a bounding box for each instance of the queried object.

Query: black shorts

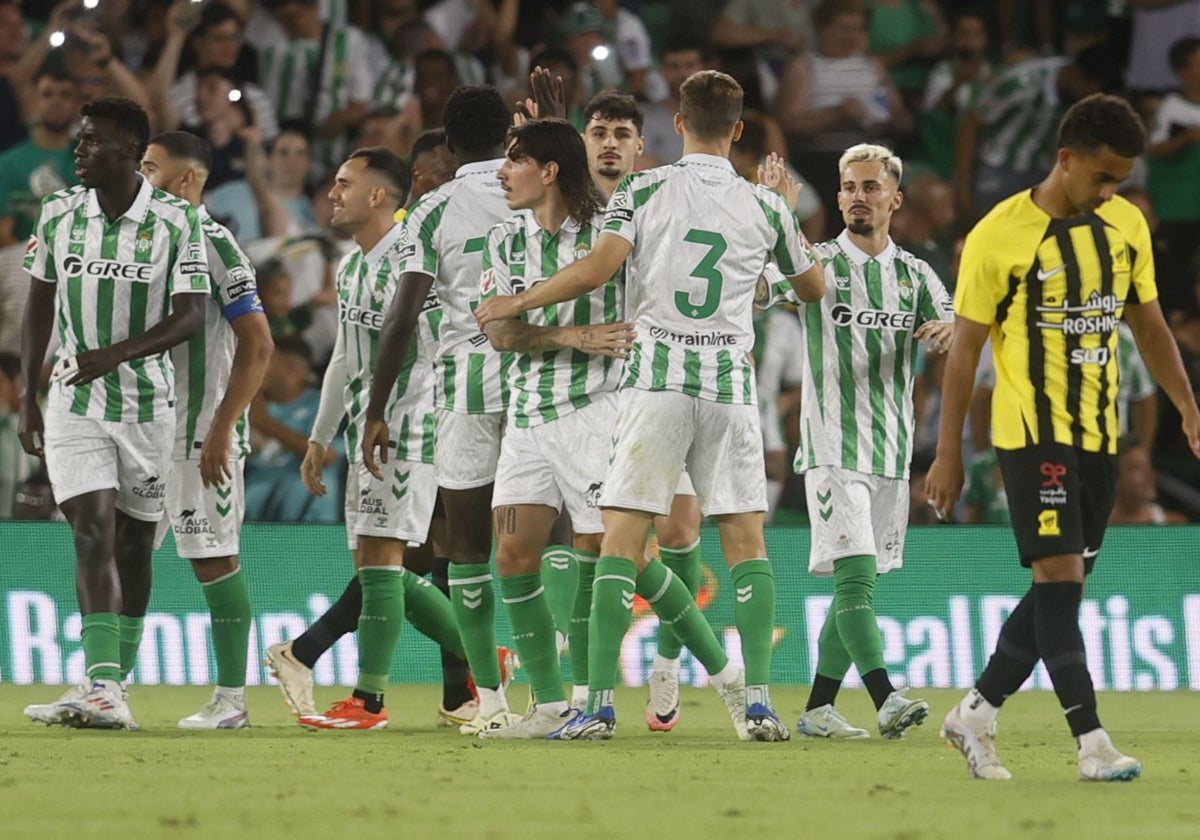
[995,442,1117,571]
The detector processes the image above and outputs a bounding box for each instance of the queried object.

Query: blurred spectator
[1110,440,1187,524]
[153,0,279,140]
[893,173,955,293]
[0,352,38,518]
[9,1,152,117]
[409,128,456,205]
[755,305,804,520]
[182,67,251,191]
[413,48,463,131]
[558,3,626,100]
[729,114,826,240]
[918,6,992,179]
[424,0,498,55]
[257,0,373,176]
[962,448,1011,524]
[594,0,665,102]
[868,0,946,109]
[776,0,912,222]
[258,258,335,340]
[711,0,811,72]
[997,0,1058,57]
[528,47,588,128]
[907,452,940,524]
[1126,0,1200,93]
[1156,271,1200,487]
[266,122,319,231]
[954,44,1120,221]
[245,336,344,523]
[0,1,28,152]
[356,105,422,160]
[641,40,709,165]
[1147,36,1200,318]
[0,68,80,248]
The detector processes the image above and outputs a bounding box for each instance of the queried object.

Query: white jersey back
[396,160,512,414]
[24,178,211,424]
[172,207,264,460]
[794,231,952,479]
[602,154,813,405]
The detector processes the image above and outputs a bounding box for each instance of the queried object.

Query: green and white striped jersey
[337,223,438,464]
[602,154,814,405]
[790,231,952,479]
[975,56,1067,172]
[480,211,624,428]
[24,178,212,423]
[171,206,264,460]
[1117,323,1155,437]
[258,25,374,174]
[397,160,512,415]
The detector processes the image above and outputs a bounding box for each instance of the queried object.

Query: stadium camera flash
[83,0,99,9]
[591,44,610,62]
[49,30,66,48]
[229,89,243,103]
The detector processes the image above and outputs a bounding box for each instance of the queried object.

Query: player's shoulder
[615,164,678,201]
[487,212,527,245]
[891,243,937,282]
[148,187,199,221]
[1095,194,1149,239]
[405,181,457,224]
[38,184,88,215]
[967,190,1043,245]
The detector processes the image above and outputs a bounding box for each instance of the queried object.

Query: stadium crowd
[0,0,1198,527]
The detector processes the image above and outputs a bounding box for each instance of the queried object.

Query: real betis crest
[136,230,152,254]
[897,274,913,300]
[573,244,591,262]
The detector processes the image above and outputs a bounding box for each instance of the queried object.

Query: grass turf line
[0,686,1195,840]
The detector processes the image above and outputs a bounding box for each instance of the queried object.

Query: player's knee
[495,542,539,576]
[356,536,406,568]
[190,555,239,583]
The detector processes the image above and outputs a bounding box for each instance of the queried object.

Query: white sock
[652,654,681,674]
[958,688,999,728]
[1077,727,1109,753]
[711,661,741,689]
[747,684,771,707]
[571,685,589,707]
[477,686,509,718]
[215,685,245,705]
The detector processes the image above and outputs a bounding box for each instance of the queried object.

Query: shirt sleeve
[1127,204,1158,306]
[914,257,954,326]
[760,188,815,278]
[310,326,347,446]
[601,174,639,244]
[206,235,265,323]
[23,199,57,283]
[953,224,1004,326]
[170,205,213,296]
[395,194,442,279]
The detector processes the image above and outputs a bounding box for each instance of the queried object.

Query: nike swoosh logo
[1036,265,1066,281]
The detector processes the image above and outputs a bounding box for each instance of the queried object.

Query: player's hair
[411,128,448,161]
[679,70,742,142]
[149,131,213,172]
[1057,94,1146,159]
[0,351,20,381]
[838,143,903,185]
[1169,36,1200,73]
[347,147,412,210]
[583,91,644,134]
[505,118,603,227]
[80,96,151,159]
[812,0,869,31]
[443,85,509,157]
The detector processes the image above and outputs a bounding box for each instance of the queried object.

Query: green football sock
[201,567,251,688]
[637,559,727,675]
[731,558,776,686]
[118,614,144,682]
[540,545,578,638]
[404,571,466,660]
[500,572,564,705]
[655,542,701,659]
[568,550,597,687]
[815,598,852,681]
[81,612,122,683]
[355,567,405,697]
[587,556,637,694]
[449,562,500,689]
[832,555,886,675]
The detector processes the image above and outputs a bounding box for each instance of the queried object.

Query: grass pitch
[1,685,1195,840]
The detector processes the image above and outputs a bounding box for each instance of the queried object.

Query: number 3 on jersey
[676,229,726,320]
